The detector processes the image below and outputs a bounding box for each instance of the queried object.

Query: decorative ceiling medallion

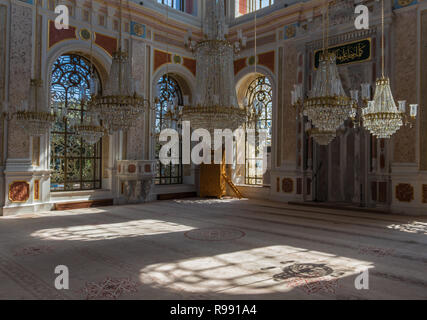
[395,183,414,203]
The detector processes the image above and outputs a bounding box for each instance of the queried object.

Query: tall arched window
[236,0,274,17]
[155,75,183,185]
[245,76,272,185]
[157,0,197,15]
[50,54,102,191]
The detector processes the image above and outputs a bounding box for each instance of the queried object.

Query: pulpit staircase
[222,173,243,199]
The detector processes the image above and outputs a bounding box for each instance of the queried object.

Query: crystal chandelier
[15,0,55,136]
[303,2,352,134]
[91,0,147,133]
[362,0,417,139]
[310,128,337,146]
[181,0,246,133]
[75,110,105,144]
[74,0,104,144]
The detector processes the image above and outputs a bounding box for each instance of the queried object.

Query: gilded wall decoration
[395,183,414,203]
[130,21,146,38]
[395,0,418,9]
[9,181,30,203]
[128,164,136,174]
[284,24,298,40]
[314,39,371,69]
[282,178,293,194]
[34,180,40,201]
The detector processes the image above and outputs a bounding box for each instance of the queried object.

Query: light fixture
[362,0,417,138]
[181,0,246,133]
[75,0,105,144]
[15,0,55,136]
[303,1,352,134]
[90,0,147,133]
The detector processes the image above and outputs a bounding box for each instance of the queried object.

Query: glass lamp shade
[181,0,245,133]
[310,127,336,146]
[15,79,55,136]
[75,110,105,144]
[304,53,352,132]
[91,51,146,133]
[410,104,418,118]
[362,77,403,139]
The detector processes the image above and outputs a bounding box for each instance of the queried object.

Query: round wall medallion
[80,28,91,41]
[133,23,145,37]
[173,55,182,64]
[398,0,413,7]
[128,164,136,173]
[185,228,245,241]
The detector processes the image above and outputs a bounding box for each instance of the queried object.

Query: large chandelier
[362,0,417,138]
[75,110,105,144]
[15,0,55,136]
[74,0,104,144]
[15,79,56,136]
[303,1,352,134]
[91,0,146,133]
[181,0,246,133]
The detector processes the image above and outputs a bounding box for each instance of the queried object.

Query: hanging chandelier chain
[381,0,385,78]
[254,0,257,75]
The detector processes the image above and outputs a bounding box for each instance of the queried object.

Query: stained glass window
[50,54,102,192]
[245,76,272,185]
[155,75,183,185]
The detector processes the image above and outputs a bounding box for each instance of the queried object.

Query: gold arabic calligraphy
[332,43,368,64]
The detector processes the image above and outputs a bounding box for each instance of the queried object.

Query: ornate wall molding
[395,183,414,202]
[422,185,427,204]
[282,178,293,194]
[8,181,30,203]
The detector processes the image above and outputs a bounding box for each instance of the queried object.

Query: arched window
[157,0,197,15]
[236,0,274,17]
[245,76,272,185]
[50,54,102,191]
[155,75,183,185]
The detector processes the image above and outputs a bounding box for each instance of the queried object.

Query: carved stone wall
[0,5,6,102]
[421,10,427,170]
[282,43,297,165]
[7,4,32,159]
[126,41,146,160]
[393,8,417,163]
